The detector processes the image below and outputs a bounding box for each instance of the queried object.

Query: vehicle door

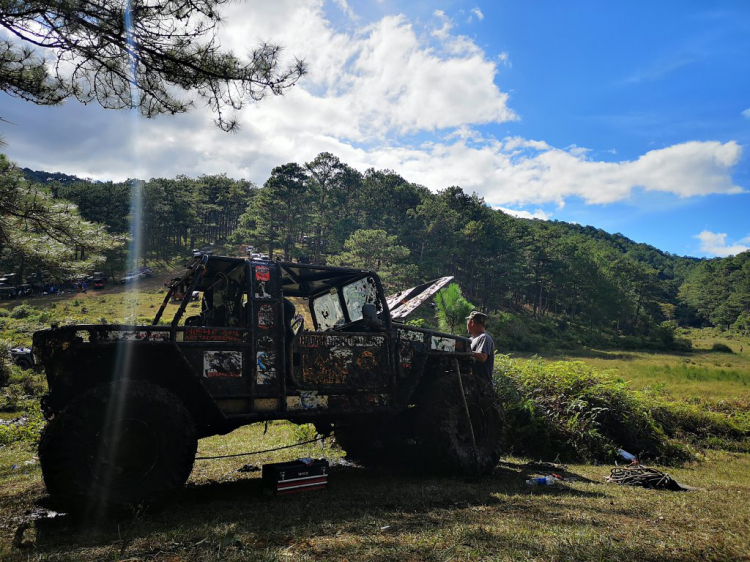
[291,276,393,411]
[175,261,253,416]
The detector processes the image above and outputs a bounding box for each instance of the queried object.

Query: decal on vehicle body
[398,329,424,342]
[298,334,385,348]
[203,351,242,378]
[256,351,277,384]
[302,355,347,385]
[254,398,278,411]
[254,280,271,299]
[287,391,328,410]
[184,327,244,342]
[258,304,274,328]
[431,336,456,352]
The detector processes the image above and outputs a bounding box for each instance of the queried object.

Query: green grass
[0,275,196,349]
[514,331,750,401]
[1,423,748,561]
[0,289,749,559]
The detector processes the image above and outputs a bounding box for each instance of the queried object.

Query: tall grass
[494,355,750,464]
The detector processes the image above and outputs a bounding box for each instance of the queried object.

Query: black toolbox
[262,459,329,495]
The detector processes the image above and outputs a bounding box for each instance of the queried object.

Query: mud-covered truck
[34,255,503,511]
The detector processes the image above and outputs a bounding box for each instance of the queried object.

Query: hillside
[6,158,749,346]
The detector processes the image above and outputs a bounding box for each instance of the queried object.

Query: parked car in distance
[17,284,34,297]
[10,347,35,369]
[193,245,214,257]
[0,286,18,300]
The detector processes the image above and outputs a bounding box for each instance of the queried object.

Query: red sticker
[255,266,270,282]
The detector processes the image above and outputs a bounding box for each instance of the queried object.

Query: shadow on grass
[27,461,622,553]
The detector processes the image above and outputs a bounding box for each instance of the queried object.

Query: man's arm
[472,350,488,362]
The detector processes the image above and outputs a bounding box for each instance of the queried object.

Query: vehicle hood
[386,276,453,319]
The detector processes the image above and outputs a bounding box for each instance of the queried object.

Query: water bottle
[525,476,556,486]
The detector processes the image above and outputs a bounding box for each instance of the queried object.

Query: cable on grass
[606,465,688,491]
[195,435,328,460]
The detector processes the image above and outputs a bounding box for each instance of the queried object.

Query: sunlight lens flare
[88,0,147,515]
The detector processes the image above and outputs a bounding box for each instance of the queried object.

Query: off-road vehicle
[34,255,503,512]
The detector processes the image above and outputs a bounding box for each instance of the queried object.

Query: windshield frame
[309,273,386,331]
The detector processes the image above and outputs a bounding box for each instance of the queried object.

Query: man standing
[466,311,495,383]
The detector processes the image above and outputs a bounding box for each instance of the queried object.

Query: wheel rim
[94,418,160,484]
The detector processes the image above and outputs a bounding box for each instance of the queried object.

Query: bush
[0,403,45,446]
[710,342,734,353]
[492,356,749,464]
[494,356,687,464]
[9,304,34,319]
[648,399,749,453]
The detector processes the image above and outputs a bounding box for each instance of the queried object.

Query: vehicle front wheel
[414,374,503,476]
[39,380,197,514]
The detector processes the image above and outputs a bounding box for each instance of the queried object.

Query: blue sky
[2,0,749,257]
[471,1,750,256]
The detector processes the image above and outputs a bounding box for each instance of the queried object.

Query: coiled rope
[606,465,686,491]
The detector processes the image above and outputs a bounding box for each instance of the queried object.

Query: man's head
[466,310,488,336]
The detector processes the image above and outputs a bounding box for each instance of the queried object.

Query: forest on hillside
[3,153,749,349]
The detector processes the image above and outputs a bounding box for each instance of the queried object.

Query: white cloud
[695,231,750,257]
[219,2,515,139]
[2,0,745,216]
[496,207,551,220]
[470,8,484,22]
[332,0,357,20]
[742,107,750,119]
[432,10,454,40]
[366,137,743,208]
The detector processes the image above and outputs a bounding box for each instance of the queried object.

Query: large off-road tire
[39,380,197,514]
[415,374,503,476]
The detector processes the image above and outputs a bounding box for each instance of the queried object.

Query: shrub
[710,342,734,353]
[648,399,749,453]
[9,304,34,319]
[0,360,8,388]
[494,356,749,464]
[495,356,683,463]
[0,403,45,446]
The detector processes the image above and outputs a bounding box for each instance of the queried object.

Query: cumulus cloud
[2,0,745,215]
[695,231,750,257]
[219,1,515,138]
[496,207,551,220]
[368,137,743,207]
[742,107,750,119]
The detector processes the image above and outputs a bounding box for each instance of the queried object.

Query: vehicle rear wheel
[414,374,503,476]
[39,380,197,514]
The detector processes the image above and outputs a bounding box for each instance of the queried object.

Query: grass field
[1,423,749,561]
[512,331,750,402]
[1,286,749,560]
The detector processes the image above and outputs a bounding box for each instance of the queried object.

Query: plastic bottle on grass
[525,476,556,486]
